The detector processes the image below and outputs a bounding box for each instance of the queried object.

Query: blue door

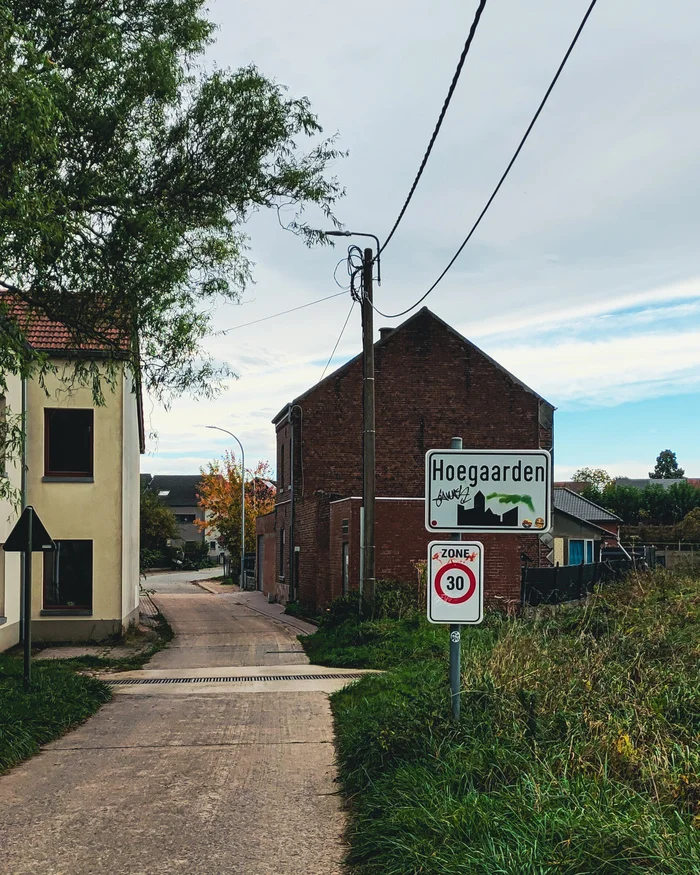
[569,540,584,565]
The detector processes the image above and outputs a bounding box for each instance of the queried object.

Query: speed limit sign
[427,541,483,625]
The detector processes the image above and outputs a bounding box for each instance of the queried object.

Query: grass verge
[0,655,112,773]
[304,570,700,874]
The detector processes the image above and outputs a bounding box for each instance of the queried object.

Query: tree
[679,507,700,542]
[0,1,343,494]
[666,482,700,523]
[650,450,685,479]
[640,483,672,525]
[571,467,612,490]
[140,487,179,559]
[598,483,641,525]
[196,452,276,566]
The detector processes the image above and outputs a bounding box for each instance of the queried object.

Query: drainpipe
[19,376,27,639]
[288,404,302,603]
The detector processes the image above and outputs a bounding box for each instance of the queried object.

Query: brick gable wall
[261,309,554,608]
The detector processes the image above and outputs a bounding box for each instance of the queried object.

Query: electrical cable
[380,0,489,255]
[374,0,599,319]
[321,300,356,380]
[215,291,347,334]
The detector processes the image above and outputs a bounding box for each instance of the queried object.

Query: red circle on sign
[434,562,477,604]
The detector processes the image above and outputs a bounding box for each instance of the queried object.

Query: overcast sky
[142,0,700,481]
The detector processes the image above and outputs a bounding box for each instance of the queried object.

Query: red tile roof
[1,293,128,352]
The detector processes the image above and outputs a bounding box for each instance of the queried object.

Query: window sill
[40,609,93,617]
[42,476,94,483]
[278,576,286,582]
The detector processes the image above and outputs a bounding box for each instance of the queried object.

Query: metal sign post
[3,506,56,690]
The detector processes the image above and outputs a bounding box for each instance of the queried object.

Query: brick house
[256,308,554,609]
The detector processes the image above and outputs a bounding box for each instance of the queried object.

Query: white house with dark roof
[552,487,621,566]
[141,474,222,560]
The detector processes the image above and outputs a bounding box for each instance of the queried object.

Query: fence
[522,559,634,607]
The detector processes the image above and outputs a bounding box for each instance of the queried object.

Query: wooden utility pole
[361,247,376,604]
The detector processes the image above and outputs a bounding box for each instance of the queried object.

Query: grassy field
[0,655,112,773]
[303,570,700,874]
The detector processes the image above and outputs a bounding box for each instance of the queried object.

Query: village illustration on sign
[425,450,552,533]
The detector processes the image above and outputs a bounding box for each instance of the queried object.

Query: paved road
[0,583,349,874]
[142,565,224,594]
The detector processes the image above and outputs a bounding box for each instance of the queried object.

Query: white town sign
[425,449,552,533]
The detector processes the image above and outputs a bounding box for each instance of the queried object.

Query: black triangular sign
[3,506,56,553]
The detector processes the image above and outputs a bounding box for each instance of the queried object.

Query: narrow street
[0,572,356,875]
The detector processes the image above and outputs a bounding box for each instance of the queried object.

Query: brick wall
[269,308,555,608]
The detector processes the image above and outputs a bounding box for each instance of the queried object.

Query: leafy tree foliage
[595,481,700,526]
[140,487,179,552]
[571,467,612,489]
[0,1,343,399]
[196,452,276,567]
[679,507,700,542]
[649,450,685,479]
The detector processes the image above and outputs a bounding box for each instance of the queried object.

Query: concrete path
[0,580,350,875]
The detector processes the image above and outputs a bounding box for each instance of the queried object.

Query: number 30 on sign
[427,541,483,625]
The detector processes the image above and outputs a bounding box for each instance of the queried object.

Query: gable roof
[1,293,128,353]
[553,487,621,523]
[273,307,553,424]
[141,474,203,508]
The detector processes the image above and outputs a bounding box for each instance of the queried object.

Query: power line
[374,0,600,320]
[214,291,347,334]
[380,0,489,255]
[321,300,356,379]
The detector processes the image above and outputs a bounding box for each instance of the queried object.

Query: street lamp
[205,425,246,590]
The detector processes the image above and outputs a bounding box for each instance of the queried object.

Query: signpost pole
[23,507,33,691]
[449,436,462,721]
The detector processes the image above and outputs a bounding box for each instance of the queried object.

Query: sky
[142,0,700,482]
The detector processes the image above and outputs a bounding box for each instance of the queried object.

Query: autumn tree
[650,450,685,479]
[196,452,276,567]
[0,0,343,500]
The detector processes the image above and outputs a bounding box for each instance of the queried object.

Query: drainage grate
[107,672,367,686]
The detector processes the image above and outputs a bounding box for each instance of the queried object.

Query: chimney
[379,327,393,340]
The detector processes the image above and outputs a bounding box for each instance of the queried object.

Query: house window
[175,514,196,524]
[45,409,93,477]
[341,518,349,535]
[279,443,285,492]
[569,539,595,565]
[43,540,93,611]
[279,528,285,580]
[209,541,217,551]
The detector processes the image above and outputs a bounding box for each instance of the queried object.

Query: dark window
[342,542,349,595]
[279,528,285,580]
[43,540,93,610]
[175,514,196,524]
[209,541,217,551]
[45,409,93,477]
[341,518,349,535]
[279,443,285,491]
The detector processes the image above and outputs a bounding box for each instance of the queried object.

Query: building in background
[0,307,144,651]
[552,487,621,565]
[140,474,223,561]
[256,308,555,608]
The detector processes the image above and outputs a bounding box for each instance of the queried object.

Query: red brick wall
[326,498,541,610]
[273,309,554,608]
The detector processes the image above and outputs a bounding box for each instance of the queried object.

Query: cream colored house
[0,314,144,651]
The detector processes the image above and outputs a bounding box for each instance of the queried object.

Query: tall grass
[310,570,700,873]
[0,656,112,772]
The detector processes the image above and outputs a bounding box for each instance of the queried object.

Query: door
[342,542,349,595]
[257,535,264,591]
